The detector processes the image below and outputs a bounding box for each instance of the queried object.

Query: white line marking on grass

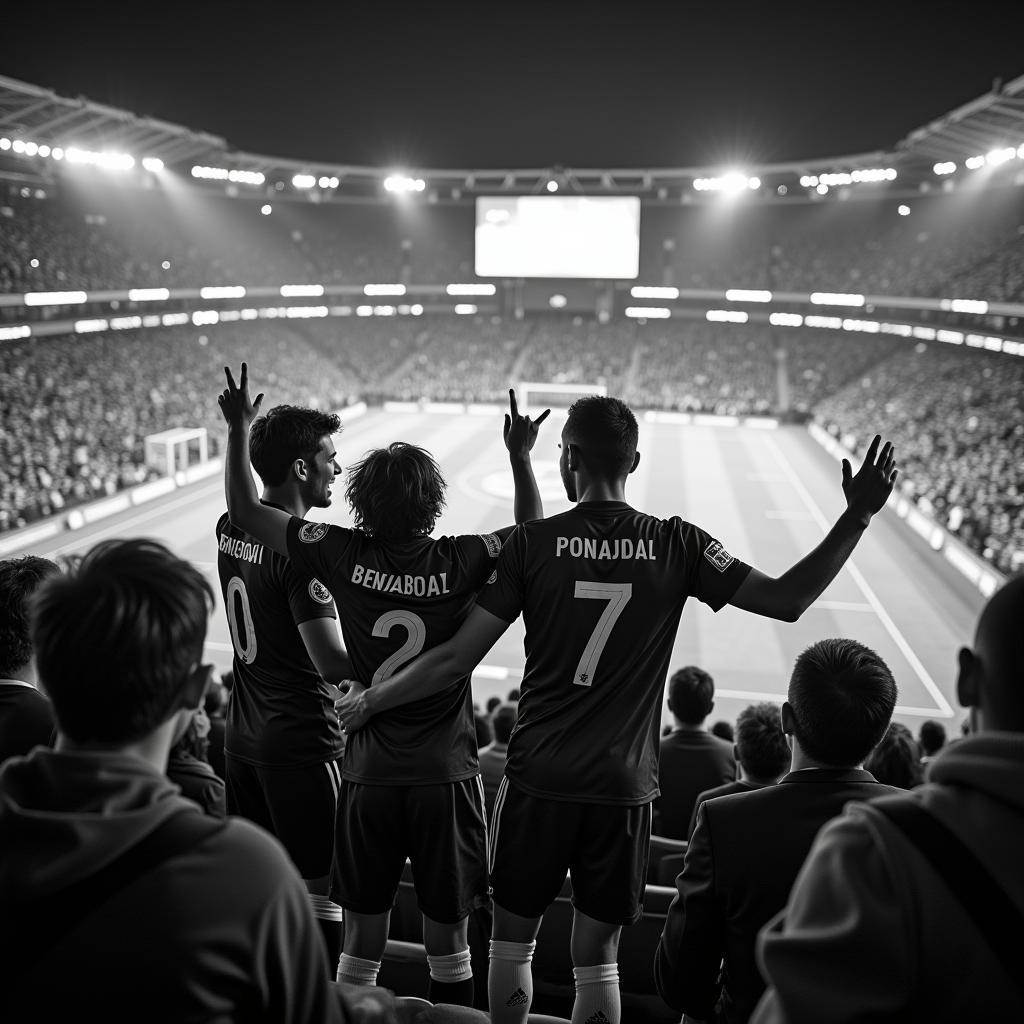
[764,436,954,716]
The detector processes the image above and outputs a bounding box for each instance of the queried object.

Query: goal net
[517,381,608,416]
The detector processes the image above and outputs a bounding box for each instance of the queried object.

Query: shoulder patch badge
[486,570,498,585]
[481,532,502,558]
[298,522,330,544]
[703,540,735,572]
[308,579,333,604]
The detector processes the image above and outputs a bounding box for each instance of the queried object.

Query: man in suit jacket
[655,638,902,1024]
[655,664,735,838]
[686,701,791,838]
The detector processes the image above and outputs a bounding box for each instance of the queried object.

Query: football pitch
[32,408,984,735]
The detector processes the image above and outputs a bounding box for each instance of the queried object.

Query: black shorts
[224,754,342,880]
[488,778,652,926]
[332,776,489,922]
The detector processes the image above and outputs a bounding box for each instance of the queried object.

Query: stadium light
[292,174,316,189]
[142,157,164,173]
[625,307,671,319]
[630,286,679,299]
[65,147,135,171]
[810,292,865,307]
[725,289,772,302]
[546,179,559,193]
[706,309,748,323]
[261,204,272,215]
[383,174,426,193]
[897,205,911,216]
[364,284,406,296]
[446,283,496,296]
[933,162,957,175]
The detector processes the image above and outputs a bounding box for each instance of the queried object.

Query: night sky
[5,2,1023,170]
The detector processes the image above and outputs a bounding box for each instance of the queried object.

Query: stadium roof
[1,71,1023,199]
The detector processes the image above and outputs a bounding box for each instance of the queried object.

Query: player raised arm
[728,434,898,621]
[336,604,511,733]
[497,388,550,539]
[218,362,291,557]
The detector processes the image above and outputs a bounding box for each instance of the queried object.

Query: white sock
[427,948,473,983]
[488,939,536,1024]
[571,963,620,1024]
[337,952,380,986]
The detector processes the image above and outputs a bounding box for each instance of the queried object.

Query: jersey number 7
[572,581,632,687]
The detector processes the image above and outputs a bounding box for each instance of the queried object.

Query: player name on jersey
[350,563,451,597]
[217,532,265,565]
[554,536,656,560]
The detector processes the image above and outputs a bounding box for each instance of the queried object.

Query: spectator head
[507,687,521,702]
[711,719,734,743]
[734,702,790,783]
[248,405,342,509]
[561,396,639,497]
[346,442,446,540]
[30,539,214,747]
[474,709,494,749]
[667,666,715,726]
[485,695,502,715]
[784,638,897,767]
[864,721,923,789]
[0,555,61,679]
[204,677,228,718]
[957,574,1024,733]
[917,719,947,758]
[490,702,518,745]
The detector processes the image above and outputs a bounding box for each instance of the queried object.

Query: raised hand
[504,388,550,458]
[217,362,264,429]
[842,434,898,525]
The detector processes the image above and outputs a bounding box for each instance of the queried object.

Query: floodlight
[142,157,164,172]
[546,179,559,193]
[261,204,272,215]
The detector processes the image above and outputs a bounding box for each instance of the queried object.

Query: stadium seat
[647,835,687,886]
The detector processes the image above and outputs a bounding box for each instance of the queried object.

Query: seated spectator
[752,576,1024,1021]
[655,638,901,1024]
[485,695,502,715]
[711,719,735,742]
[918,718,947,768]
[0,538,401,1022]
[0,555,60,763]
[655,665,735,838]
[687,702,791,837]
[474,708,494,750]
[478,702,517,822]
[166,702,227,818]
[864,721,923,790]
[203,671,228,781]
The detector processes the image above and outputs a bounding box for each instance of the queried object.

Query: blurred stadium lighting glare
[66,147,135,171]
[693,172,759,193]
[142,157,164,173]
[454,304,478,314]
[625,307,671,319]
[933,161,957,175]
[898,204,911,216]
[546,179,559,193]
[318,175,340,189]
[0,138,9,150]
[965,155,986,170]
[128,288,170,301]
[725,289,772,302]
[630,286,679,299]
[810,292,865,307]
[446,284,496,296]
[24,291,88,306]
[383,174,426,193]
[364,284,407,296]
[292,174,316,189]
[769,312,803,327]
[191,165,266,186]
[986,147,1016,166]
[260,204,272,215]
[200,286,246,299]
[706,309,748,323]
[281,285,325,297]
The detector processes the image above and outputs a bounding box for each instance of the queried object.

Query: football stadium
[1,26,1022,1024]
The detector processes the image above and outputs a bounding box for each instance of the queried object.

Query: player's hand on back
[218,362,264,430]
[335,679,370,733]
[842,434,898,526]
[504,388,550,458]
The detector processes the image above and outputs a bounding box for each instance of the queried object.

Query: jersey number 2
[572,581,632,686]
[371,610,428,685]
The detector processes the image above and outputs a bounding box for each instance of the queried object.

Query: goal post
[143,427,209,478]
[517,381,608,415]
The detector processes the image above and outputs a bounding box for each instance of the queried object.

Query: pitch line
[763,435,954,717]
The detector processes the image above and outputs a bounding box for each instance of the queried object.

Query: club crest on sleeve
[308,579,332,604]
[486,570,498,585]
[703,540,735,572]
[481,532,502,558]
[298,522,329,544]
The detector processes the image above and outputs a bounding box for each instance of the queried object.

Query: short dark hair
[30,539,214,744]
[490,702,518,744]
[474,709,494,749]
[249,405,341,487]
[0,555,61,677]
[918,719,947,757]
[485,695,502,714]
[564,395,638,479]
[864,721,923,789]
[345,442,446,540]
[667,665,714,724]
[711,719,734,742]
[735,702,790,780]
[787,638,897,766]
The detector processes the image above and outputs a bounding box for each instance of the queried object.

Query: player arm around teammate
[727,434,898,620]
